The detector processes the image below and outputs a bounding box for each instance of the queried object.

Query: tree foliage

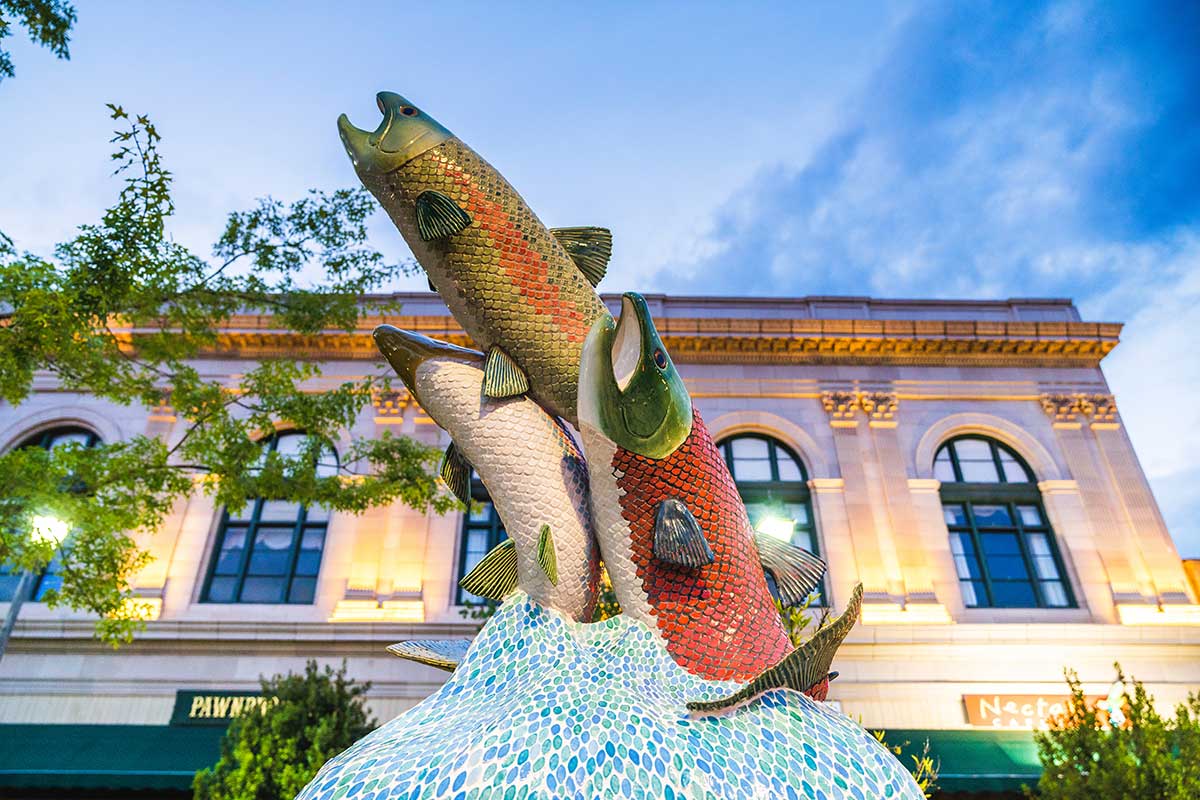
[193,660,376,800]
[0,0,75,81]
[1031,664,1200,799]
[0,106,456,643]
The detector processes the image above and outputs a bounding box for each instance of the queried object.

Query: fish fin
[483,346,530,398]
[458,539,519,601]
[440,443,472,506]
[550,226,612,287]
[415,190,472,241]
[537,524,559,585]
[687,583,863,716]
[754,534,827,606]
[385,639,471,672]
[653,498,715,568]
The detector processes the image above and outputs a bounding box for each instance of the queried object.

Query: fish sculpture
[339,92,612,425]
[578,293,827,682]
[687,583,863,716]
[374,325,601,628]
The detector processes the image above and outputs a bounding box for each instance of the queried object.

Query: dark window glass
[937,436,1073,609]
[717,434,822,604]
[200,432,334,604]
[0,426,102,601]
[456,473,508,605]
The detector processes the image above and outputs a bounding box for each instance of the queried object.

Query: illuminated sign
[962,694,1103,729]
[170,690,279,726]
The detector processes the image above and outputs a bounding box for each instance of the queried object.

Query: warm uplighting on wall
[860,602,953,625]
[1115,602,1200,626]
[116,596,163,621]
[329,598,425,623]
[30,514,69,546]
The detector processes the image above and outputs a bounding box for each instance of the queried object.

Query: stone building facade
[1,292,1197,795]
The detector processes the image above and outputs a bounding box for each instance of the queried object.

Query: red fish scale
[612,410,793,681]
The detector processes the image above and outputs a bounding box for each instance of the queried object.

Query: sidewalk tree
[1031,664,1200,799]
[193,660,376,800]
[0,106,454,646]
[0,0,76,82]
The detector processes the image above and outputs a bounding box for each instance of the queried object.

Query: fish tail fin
[686,583,863,717]
[754,533,828,606]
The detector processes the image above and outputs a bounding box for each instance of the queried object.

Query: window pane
[980,532,1022,555]
[953,439,991,460]
[730,438,770,460]
[1018,505,1045,527]
[1000,453,1032,483]
[206,576,238,603]
[986,555,1031,580]
[240,576,286,603]
[990,581,1038,607]
[943,504,968,527]
[226,502,255,522]
[46,431,92,449]
[973,505,1014,527]
[934,455,957,483]
[776,453,804,482]
[273,433,306,458]
[731,457,772,482]
[259,500,302,522]
[468,502,493,522]
[1041,581,1069,607]
[294,550,322,577]
[288,577,317,604]
[958,459,1001,482]
[1027,534,1063,581]
[787,503,810,526]
[247,528,295,575]
[791,530,816,553]
[33,571,62,600]
[961,580,984,607]
[300,528,325,550]
[0,571,23,602]
[305,505,330,522]
[215,526,248,574]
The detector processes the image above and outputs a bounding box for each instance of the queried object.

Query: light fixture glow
[755,515,796,542]
[30,514,69,546]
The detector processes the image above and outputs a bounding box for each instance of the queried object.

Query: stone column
[907,478,963,616]
[1037,479,1117,622]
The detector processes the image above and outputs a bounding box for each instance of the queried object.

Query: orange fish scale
[612,410,792,681]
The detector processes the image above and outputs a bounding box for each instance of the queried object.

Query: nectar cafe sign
[962,694,1103,729]
[171,690,280,726]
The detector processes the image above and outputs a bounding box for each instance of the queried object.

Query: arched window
[456,473,507,605]
[0,426,102,601]
[201,432,336,604]
[717,433,821,601]
[935,436,1073,609]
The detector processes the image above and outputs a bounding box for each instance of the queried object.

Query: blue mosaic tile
[298,595,923,799]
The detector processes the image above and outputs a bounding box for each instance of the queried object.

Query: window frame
[199,431,333,605]
[454,474,508,606]
[716,433,823,603]
[937,436,1075,610]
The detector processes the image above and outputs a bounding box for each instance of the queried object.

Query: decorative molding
[860,391,899,427]
[821,391,860,427]
[147,388,176,423]
[373,389,411,424]
[808,478,847,493]
[906,478,942,494]
[1039,394,1080,426]
[1040,392,1120,430]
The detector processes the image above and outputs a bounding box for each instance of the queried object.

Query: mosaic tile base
[298,594,923,800]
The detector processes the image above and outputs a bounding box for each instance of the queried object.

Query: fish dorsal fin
[459,539,519,602]
[386,639,472,672]
[754,534,828,607]
[415,190,472,241]
[687,583,864,716]
[483,346,530,398]
[550,226,612,287]
[440,443,473,506]
[537,524,559,585]
[653,498,714,568]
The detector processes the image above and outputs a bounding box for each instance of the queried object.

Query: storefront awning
[889,728,1040,793]
[0,724,226,791]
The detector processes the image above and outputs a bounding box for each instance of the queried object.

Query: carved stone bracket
[1040,392,1118,428]
[860,391,899,426]
[1039,394,1080,426]
[1077,393,1118,425]
[373,389,411,424]
[821,391,861,427]
[148,387,177,423]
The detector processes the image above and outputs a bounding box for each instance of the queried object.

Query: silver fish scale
[364,138,610,424]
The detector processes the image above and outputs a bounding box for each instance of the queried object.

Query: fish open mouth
[336,91,451,175]
[611,295,641,392]
[612,295,669,439]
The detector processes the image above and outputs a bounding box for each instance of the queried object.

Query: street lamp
[30,514,69,546]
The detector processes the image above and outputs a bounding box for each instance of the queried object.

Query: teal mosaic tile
[298,594,923,799]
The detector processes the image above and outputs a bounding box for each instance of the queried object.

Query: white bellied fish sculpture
[375,325,600,626]
[339,92,612,425]
[578,292,829,682]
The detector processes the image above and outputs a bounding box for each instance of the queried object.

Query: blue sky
[2,1,1197,555]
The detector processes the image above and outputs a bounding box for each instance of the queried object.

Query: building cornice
[183,314,1121,368]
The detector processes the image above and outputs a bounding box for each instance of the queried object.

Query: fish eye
[652,348,668,370]
[401,106,419,117]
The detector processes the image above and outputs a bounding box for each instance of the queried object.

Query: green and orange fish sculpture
[579,292,861,712]
[338,92,611,425]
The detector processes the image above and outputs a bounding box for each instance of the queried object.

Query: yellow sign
[963,694,1103,729]
[170,690,279,726]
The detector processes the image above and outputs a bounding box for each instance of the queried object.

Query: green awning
[888,729,1041,793]
[0,724,227,790]
[0,723,1039,794]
